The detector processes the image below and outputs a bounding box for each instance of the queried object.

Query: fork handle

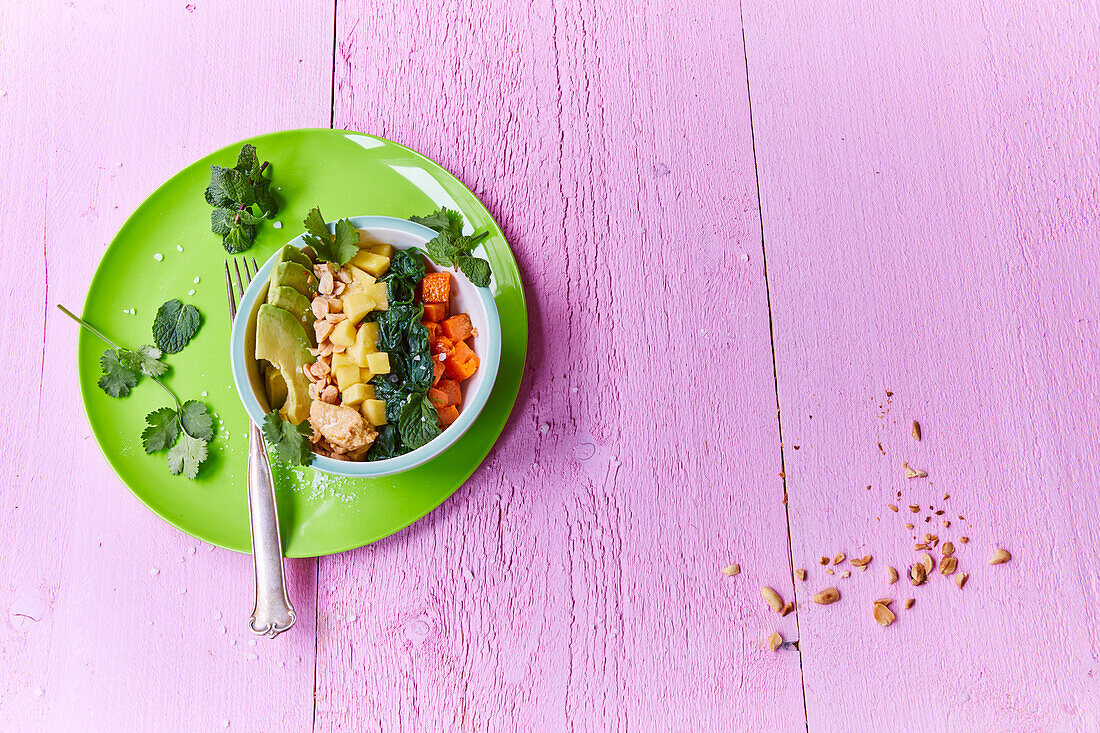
[246,423,296,638]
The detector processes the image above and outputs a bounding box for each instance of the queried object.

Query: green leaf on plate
[152,299,202,354]
[142,407,180,454]
[179,400,214,441]
[98,348,138,398]
[167,432,208,480]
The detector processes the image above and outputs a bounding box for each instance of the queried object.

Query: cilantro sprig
[410,208,492,287]
[58,305,215,480]
[301,206,360,266]
[205,144,280,253]
[261,410,314,466]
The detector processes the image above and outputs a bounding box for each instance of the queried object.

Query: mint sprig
[205,144,280,253]
[411,208,492,287]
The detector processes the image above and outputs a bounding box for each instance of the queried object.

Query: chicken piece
[309,400,377,453]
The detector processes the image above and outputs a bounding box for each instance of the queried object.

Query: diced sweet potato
[435,379,462,406]
[422,321,441,342]
[422,303,447,322]
[420,273,451,304]
[427,388,449,408]
[432,361,445,386]
[440,313,475,342]
[451,338,476,363]
[444,340,479,380]
[431,336,454,356]
[436,404,459,427]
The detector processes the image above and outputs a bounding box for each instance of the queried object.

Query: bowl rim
[229,215,503,477]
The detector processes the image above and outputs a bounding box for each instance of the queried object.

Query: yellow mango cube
[334,365,361,391]
[366,282,389,311]
[329,319,357,347]
[348,265,376,287]
[361,399,388,426]
[347,322,379,366]
[341,292,374,325]
[369,243,394,258]
[331,352,353,370]
[351,251,390,277]
[341,382,373,407]
[366,351,390,375]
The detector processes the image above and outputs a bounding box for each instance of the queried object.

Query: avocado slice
[255,304,314,424]
[264,366,288,410]
[271,262,315,299]
[275,244,313,271]
[266,285,313,335]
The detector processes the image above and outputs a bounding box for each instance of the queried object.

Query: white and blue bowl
[229,216,502,477]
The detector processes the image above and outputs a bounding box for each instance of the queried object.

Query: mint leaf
[211,208,234,236]
[235,143,258,174]
[167,432,208,479]
[398,392,442,450]
[425,231,460,267]
[253,179,278,217]
[120,344,167,378]
[142,407,180,453]
[455,255,492,287]
[205,166,253,208]
[223,223,256,254]
[152,299,202,354]
[98,348,138,397]
[262,410,314,465]
[411,208,464,238]
[179,400,214,441]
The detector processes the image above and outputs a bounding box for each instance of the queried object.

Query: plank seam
[738,2,810,729]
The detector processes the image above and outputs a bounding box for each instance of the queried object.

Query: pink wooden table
[3,1,1098,730]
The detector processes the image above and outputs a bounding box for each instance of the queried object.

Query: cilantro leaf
[98,348,138,397]
[262,410,314,465]
[411,208,464,238]
[303,206,330,241]
[167,432,208,479]
[398,392,442,450]
[142,407,180,453]
[455,255,492,287]
[152,299,202,354]
[302,207,359,266]
[179,400,214,441]
[120,344,168,378]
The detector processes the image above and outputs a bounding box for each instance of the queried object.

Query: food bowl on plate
[229,215,501,477]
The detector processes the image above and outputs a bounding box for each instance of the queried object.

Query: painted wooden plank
[743,0,1100,728]
[318,1,807,730]
[0,1,331,729]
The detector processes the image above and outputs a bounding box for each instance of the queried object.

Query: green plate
[77,129,527,557]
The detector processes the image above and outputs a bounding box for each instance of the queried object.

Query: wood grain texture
[0,1,332,729]
[317,0,807,729]
[742,0,1100,728]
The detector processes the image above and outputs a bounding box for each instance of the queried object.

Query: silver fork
[225,257,296,639]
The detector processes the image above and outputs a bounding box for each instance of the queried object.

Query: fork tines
[224,256,260,321]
